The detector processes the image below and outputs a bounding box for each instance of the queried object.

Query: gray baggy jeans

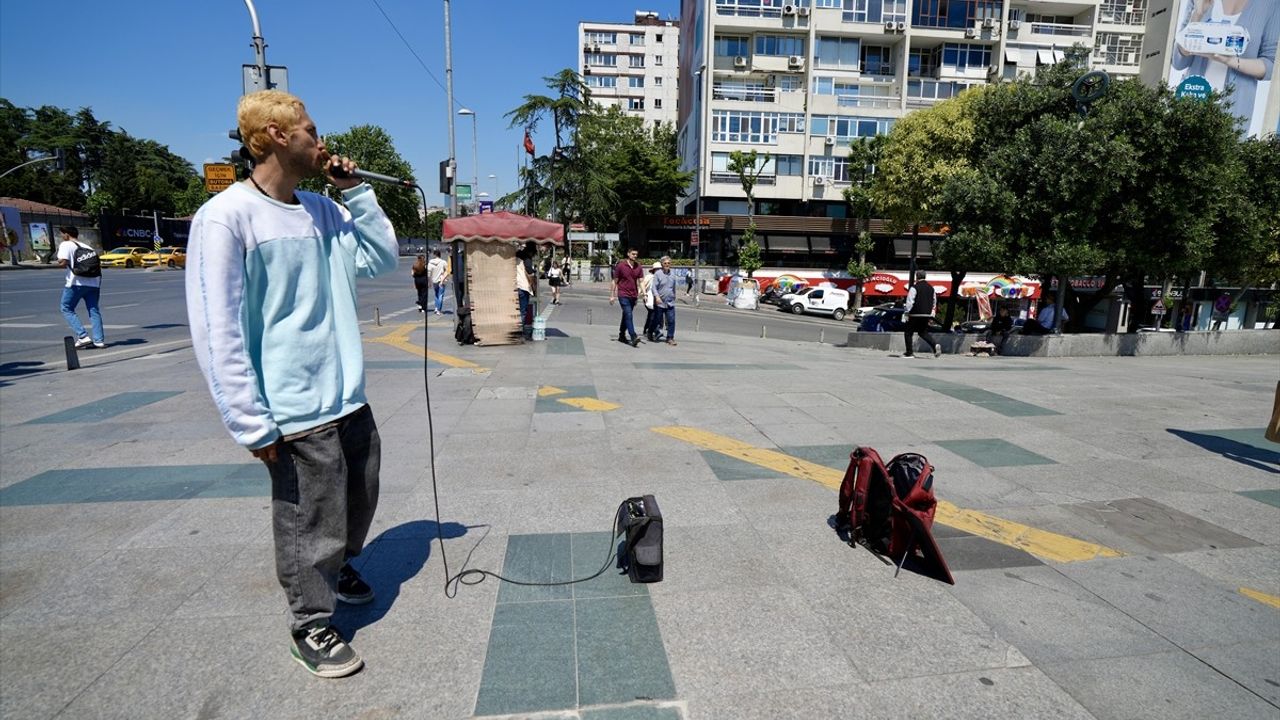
[265,404,381,632]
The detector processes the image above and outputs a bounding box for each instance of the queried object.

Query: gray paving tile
[1190,640,1280,706]
[24,390,183,424]
[1041,650,1280,720]
[1166,545,1280,595]
[1057,555,1279,650]
[580,705,684,720]
[939,535,1044,571]
[1061,497,1260,554]
[948,566,1176,665]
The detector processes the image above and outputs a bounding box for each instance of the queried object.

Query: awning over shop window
[1037,48,1054,65]
[1054,49,1066,63]
[1005,49,1020,64]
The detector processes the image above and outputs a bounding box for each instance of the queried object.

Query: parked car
[99,247,150,268]
[853,302,894,323]
[779,286,852,321]
[141,246,186,269]
[858,306,947,333]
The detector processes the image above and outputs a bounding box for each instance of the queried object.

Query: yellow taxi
[99,247,150,268]
[141,246,187,269]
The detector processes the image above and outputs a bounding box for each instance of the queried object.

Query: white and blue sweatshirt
[186,182,399,449]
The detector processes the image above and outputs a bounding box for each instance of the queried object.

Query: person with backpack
[901,269,941,358]
[54,226,105,349]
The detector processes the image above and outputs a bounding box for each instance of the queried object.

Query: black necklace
[249,175,298,204]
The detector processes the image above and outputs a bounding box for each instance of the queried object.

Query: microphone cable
[411,185,628,598]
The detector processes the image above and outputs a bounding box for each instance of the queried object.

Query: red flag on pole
[523,130,535,157]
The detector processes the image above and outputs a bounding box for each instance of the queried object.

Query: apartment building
[578,11,681,127]
[665,0,1151,269]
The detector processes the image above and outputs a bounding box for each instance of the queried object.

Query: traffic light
[229,129,254,165]
[53,148,66,171]
[439,160,453,194]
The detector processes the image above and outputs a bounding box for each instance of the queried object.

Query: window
[913,0,1004,29]
[657,33,664,42]
[629,98,646,111]
[815,0,841,7]
[655,55,663,66]
[629,76,645,88]
[816,36,860,69]
[778,74,804,91]
[585,53,618,67]
[755,35,806,57]
[585,75,618,88]
[940,43,992,70]
[629,55,646,68]
[584,31,617,45]
[714,35,751,57]
[712,110,802,144]
[808,154,851,182]
[907,79,972,101]
[654,76,663,86]
[654,99,663,109]
[775,154,804,175]
[843,0,908,24]
[810,115,894,139]
[861,45,893,76]
[629,33,644,45]
[908,48,939,77]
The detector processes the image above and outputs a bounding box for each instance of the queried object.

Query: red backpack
[836,447,953,584]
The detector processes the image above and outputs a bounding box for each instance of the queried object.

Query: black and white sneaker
[335,564,374,605]
[290,625,363,678]
[74,336,93,349]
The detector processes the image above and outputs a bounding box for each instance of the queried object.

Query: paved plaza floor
[1,308,1277,719]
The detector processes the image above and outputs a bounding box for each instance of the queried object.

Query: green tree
[299,124,423,237]
[843,136,886,311]
[727,149,769,277]
[578,106,690,231]
[425,210,447,241]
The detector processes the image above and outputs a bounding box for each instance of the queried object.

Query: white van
[780,285,851,320]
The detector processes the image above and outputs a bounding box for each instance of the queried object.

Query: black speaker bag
[618,495,663,583]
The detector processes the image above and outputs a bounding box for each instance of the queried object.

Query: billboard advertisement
[1167,0,1279,137]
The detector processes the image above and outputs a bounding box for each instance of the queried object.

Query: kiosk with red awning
[443,212,564,346]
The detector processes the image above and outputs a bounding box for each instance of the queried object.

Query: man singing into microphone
[186,90,398,678]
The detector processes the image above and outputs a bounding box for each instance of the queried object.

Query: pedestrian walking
[642,261,660,341]
[609,248,644,346]
[515,241,537,337]
[652,256,679,345]
[902,270,941,358]
[411,255,430,312]
[55,226,105,349]
[185,90,399,679]
[427,250,448,314]
[547,253,564,305]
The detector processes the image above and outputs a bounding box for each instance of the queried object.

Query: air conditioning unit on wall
[1009,19,1021,30]
[734,56,748,68]
[896,21,906,31]
[824,135,836,145]
[798,6,811,17]
[812,176,826,186]
[782,4,796,16]
[983,18,995,29]
[788,55,804,68]
[965,27,977,38]
[885,19,896,31]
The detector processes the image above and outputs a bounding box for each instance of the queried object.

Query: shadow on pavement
[1167,428,1280,474]
[340,519,469,637]
[0,360,46,387]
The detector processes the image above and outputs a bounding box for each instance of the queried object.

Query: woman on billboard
[1171,0,1279,136]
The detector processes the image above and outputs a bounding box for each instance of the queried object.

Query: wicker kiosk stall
[443,211,564,346]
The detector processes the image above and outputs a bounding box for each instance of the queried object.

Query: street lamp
[488,173,498,204]
[458,108,478,213]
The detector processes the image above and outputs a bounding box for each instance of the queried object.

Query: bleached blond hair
[237,90,306,160]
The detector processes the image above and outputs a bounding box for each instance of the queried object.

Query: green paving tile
[25,391,183,424]
[496,533,573,603]
[581,706,683,720]
[1236,489,1280,508]
[780,444,854,471]
[882,375,1059,417]
[701,450,791,481]
[547,337,586,355]
[577,596,677,706]
[474,600,576,716]
[535,385,599,414]
[0,464,267,506]
[572,531,648,600]
[936,438,1056,468]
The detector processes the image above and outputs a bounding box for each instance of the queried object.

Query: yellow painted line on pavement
[1239,587,1280,610]
[558,397,621,412]
[651,426,1125,564]
[365,322,484,370]
[539,385,568,397]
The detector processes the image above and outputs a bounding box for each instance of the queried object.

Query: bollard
[587,308,592,325]
[63,336,80,371]
[761,325,767,339]
[696,317,700,333]
[820,328,825,344]
[375,307,382,326]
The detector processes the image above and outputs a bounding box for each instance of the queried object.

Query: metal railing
[712,84,778,102]
[1098,9,1146,25]
[716,2,784,19]
[710,171,777,185]
[1030,22,1092,37]
[835,93,900,109]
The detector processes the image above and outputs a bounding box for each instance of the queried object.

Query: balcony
[712,83,778,103]
[1097,9,1146,26]
[716,0,783,19]
[710,171,776,185]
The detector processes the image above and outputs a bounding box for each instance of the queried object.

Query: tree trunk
[1124,272,1146,333]
[943,270,966,330]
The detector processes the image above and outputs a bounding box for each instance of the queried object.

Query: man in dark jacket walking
[902,270,941,358]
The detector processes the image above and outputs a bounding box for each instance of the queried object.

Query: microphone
[328,162,418,188]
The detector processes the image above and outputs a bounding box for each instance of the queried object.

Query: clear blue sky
[0,0,679,206]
